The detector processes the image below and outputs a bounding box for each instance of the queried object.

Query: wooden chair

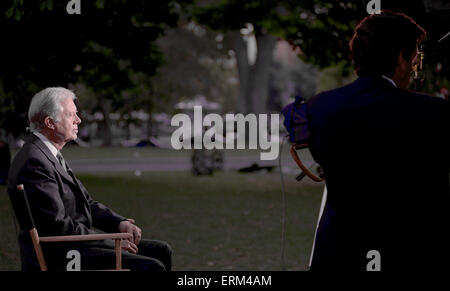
[8,184,132,271]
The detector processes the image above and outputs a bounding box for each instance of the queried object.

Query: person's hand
[120,239,138,254]
[119,219,142,246]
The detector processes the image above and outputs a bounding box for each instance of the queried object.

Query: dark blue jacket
[307,76,449,271]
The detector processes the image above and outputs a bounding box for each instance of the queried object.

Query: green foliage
[1,0,447,137]
[316,61,357,93]
[193,0,450,98]
[193,0,367,69]
[194,0,282,33]
[148,19,239,113]
[0,0,192,136]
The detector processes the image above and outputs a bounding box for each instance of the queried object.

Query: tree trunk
[230,31,250,114]
[229,30,277,114]
[248,33,278,114]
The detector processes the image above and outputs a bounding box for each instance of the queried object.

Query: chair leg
[29,228,48,271]
[115,239,122,270]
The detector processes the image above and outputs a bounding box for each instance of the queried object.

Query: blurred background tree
[0,0,193,144]
[0,0,448,144]
[193,0,449,113]
[191,0,368,114]
[150,19,239,113]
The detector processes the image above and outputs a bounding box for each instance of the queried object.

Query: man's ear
[44,116,56,130]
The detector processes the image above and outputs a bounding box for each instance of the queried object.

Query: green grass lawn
[0,157,324,271]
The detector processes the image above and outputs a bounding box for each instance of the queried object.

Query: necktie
[56,152,68,172]
[56,152,92,222]
[57,152,82,190]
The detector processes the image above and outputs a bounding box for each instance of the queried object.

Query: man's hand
[118,219,142,249]
[120,239,138,254]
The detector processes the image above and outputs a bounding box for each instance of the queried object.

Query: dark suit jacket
[307,76,449,271]
[8,134,126,270]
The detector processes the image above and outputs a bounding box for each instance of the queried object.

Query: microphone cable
[278,134,289,270]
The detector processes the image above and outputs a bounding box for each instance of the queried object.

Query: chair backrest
[7,184,36,231]
[8,184,48,271]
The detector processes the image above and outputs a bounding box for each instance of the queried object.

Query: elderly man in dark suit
[307,11,449,271]
[8,87,172,271]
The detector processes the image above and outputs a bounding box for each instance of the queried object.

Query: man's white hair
[28,87,76,132]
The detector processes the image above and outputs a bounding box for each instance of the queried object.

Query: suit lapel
[66,167,92,223]
[30,135,77,186]
[29,135,92,220]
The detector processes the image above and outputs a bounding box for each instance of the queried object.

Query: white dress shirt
[33,131,59,158]
[381,75,397,88]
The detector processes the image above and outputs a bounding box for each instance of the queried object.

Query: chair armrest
[39,233,132,242]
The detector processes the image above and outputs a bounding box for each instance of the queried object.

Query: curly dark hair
[349,11,426,78]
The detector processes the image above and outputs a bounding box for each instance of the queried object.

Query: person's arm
[70,173,143,253]
[80,183,143,252]
[74,179,127,233]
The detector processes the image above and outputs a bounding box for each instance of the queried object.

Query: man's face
[54,97,81,143]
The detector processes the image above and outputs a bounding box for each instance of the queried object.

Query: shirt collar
[33,131,59,158]
[381,75,397,88]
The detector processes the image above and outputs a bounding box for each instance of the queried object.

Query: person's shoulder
[308,81,357,111]
[8,137,50,187]
[396,90,449,109]
[11,136,50,167]
[394,91,450,128]
[310,83,350,101]
[399,89,447,101]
